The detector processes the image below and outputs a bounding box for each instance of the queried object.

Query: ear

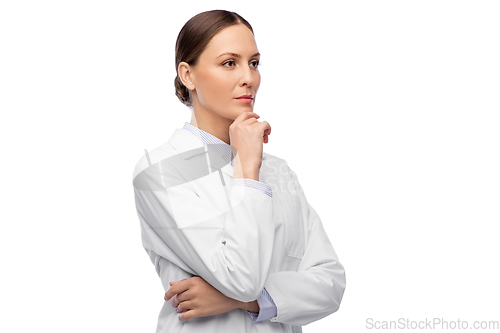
[178,62,195,91]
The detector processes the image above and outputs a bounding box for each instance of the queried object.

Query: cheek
[197,72,232,104]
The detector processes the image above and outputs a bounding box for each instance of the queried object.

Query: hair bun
[174,75,191,107]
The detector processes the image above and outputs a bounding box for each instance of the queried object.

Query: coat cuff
[245,287,278,322]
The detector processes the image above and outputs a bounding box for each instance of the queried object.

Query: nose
[240,64,254,87]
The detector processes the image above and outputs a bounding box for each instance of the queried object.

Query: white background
[1,0,499,332]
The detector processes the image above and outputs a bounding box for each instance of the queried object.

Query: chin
[216,103,254,121]
[234,107,253,117]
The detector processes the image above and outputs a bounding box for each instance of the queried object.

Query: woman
[132,9,345,333]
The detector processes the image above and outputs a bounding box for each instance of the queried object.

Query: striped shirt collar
[182,122,234,166]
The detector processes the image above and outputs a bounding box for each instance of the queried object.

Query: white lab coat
[132,126,346,333]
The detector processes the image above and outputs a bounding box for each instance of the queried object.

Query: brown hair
[174,10,254,107]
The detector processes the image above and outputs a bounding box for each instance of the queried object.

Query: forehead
[203,24,258,57]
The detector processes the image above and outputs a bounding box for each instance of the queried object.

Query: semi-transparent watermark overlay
[366,318,499,330]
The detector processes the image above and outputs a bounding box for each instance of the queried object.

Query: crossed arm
[164,276,259,321]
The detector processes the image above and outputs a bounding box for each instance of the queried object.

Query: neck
[189,105,233,145]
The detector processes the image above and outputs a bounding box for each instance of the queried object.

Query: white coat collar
[167,127,235,178]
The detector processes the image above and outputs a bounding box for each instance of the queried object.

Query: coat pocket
[280,194,305,259]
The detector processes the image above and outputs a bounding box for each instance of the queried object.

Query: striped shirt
[182,121,277,322]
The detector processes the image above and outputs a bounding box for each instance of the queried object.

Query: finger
[165,280,189,301]
[165,283,180,301]
[263,128,270,143]
[175,300,193,313]
[171,293,183,307]
[256,120,271,135]
[164,288,174,301]
[233,111,259,125]
[164,289,172,301]
[263,124,271,136]
[241,117,259,126]
[172,289,191,307]
[179,309,198,321]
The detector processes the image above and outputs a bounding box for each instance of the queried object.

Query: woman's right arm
[133,112,273,303]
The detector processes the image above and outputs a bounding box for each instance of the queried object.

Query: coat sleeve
[263,166,346,326]
[133,156,275,303]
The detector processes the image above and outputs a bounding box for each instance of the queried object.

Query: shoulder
[131,141,177,181]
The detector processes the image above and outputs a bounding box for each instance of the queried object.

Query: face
[180,24,261,120]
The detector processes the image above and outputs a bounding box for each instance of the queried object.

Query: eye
[250,60,260,68]
[222,60,235,67]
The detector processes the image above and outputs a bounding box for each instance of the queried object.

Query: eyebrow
[217,52,261,59]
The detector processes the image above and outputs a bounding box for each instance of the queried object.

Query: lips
[236,95,253,99]
[235,95,253,104]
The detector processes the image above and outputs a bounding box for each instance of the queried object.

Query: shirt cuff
[232,178,272,198]
[245,287,278,322]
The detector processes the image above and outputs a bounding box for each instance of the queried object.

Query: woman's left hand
[164,276,240,321]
